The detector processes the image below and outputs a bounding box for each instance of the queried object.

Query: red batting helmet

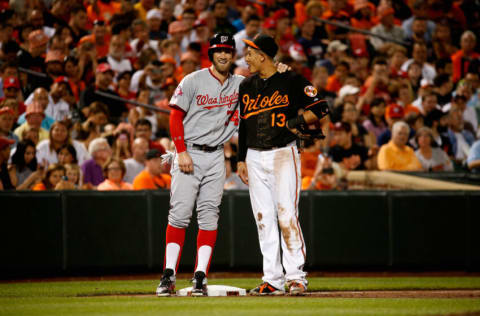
[208,33,235,61]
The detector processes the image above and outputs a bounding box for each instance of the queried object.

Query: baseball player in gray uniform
[156,33,244,296]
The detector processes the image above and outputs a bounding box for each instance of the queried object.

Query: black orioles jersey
[238,71,328,161]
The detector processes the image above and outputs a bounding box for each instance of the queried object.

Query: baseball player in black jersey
[237,34,329,296]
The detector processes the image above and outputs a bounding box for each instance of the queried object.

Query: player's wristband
[286,115,306,129]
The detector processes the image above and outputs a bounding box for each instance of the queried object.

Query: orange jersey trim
[241,103,289,119]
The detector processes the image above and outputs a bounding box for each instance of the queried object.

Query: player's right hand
[237,162,248,185]
[178,151,194,173]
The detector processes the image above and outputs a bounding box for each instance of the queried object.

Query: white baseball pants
[246,144,307,290]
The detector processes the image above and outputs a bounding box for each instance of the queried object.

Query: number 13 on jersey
[271,113,286,127]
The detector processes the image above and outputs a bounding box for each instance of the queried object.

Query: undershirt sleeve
[169,106,187,153]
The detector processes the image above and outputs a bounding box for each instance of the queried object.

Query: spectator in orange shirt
[326,60,349,93]
[133,148,171,189]
[377,121,422,171]
[79,20,110,59]
[32,163,74,190]
[87,0,122,24]
[97,157,133,190]
[451,31,479,83]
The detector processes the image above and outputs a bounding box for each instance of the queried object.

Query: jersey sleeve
[169,74,195,112]
[292,74,329,119]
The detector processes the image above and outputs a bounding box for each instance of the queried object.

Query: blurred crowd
[0,0,479,191]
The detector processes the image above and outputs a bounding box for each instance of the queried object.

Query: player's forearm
[238,119,247,162]
[468,159,480,170]
[169,107,187,153]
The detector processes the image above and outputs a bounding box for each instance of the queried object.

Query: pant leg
[168,151,201,228]
[195,149,225,231]
[273,146,307,284]
[246,149,285,290]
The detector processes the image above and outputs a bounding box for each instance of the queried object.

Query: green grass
[1,277,480,316]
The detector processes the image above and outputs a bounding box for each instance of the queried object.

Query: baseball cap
[0,137,15,150]
[386,104,405,119]
[3,76,20,89]
[146,8,162,20]
[243,33,278,59]
[96,63,114,74]
[377,6,394,20]
[45,50,65,63]
[338,85,360,100]
[272,9,289,21]
[28,30,49,49]
[289,43,307,62]
[0,106,15,116]
[54,76,70,85]
[331,121,351,133]
[146,148,162,160]
[160,55,177,66]
[327,40,348,53]
[262,17,276,30]
[354,0,370,11]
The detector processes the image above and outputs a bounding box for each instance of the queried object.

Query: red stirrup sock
[194,229,217,275]
[164,224,186,273]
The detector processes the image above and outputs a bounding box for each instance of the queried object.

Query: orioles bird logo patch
[304,85,317,97]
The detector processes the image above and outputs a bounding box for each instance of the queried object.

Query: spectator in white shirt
[401,42,436,83]
[124,137,149,183]
[105,35,132,77]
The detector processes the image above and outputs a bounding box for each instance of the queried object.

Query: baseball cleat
[156,268,176,297]
[287,281,306,296]
[191,271,208,296]
[249,282,285,296]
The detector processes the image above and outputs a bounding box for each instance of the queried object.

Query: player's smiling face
[212,48,234,74]
[245,47,263,73]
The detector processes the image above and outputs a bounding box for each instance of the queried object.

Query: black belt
[249,146,285,151]
[190,143,223,152]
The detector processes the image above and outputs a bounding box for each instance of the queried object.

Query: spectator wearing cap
[81,137,111,186]
[158,0,176,34]
[377,121,422,171]
[467,139,480,172]
[369,6,404,51]
[319,40,348,76]
[124,137,149,183]
[86,0,121,25]
[97,157,133,190]
[286,44,312,80]
[414,126,453,172]
[322,0,351,40]
[80,63,127,122]
[234,14,261,59]
[0,61,19,99]
[44,50,65,81]
[69,5,89,44]
[378,104,412,147]
[329,121,376,170]
[132,148,171,189]
[1,76,26,115]
[0,136,16,190]
[17,88,55,131]
[401,42,437,84]
[211,0,237,35]
[297,17,326,68]
[0,107,18,145]
[261,18,277,39]
[14,102,49,142]
[350,0,375,30]
[145,8,167,41]
[79,20,110,59]
[451,31,480,83]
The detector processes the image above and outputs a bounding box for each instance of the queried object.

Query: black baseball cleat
[156,268,176,297]
[191,271,208,296]
[249,282,285,296]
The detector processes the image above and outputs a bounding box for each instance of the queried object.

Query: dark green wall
[0,190,478,277]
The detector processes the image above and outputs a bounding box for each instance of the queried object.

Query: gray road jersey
[170,68,244,147]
